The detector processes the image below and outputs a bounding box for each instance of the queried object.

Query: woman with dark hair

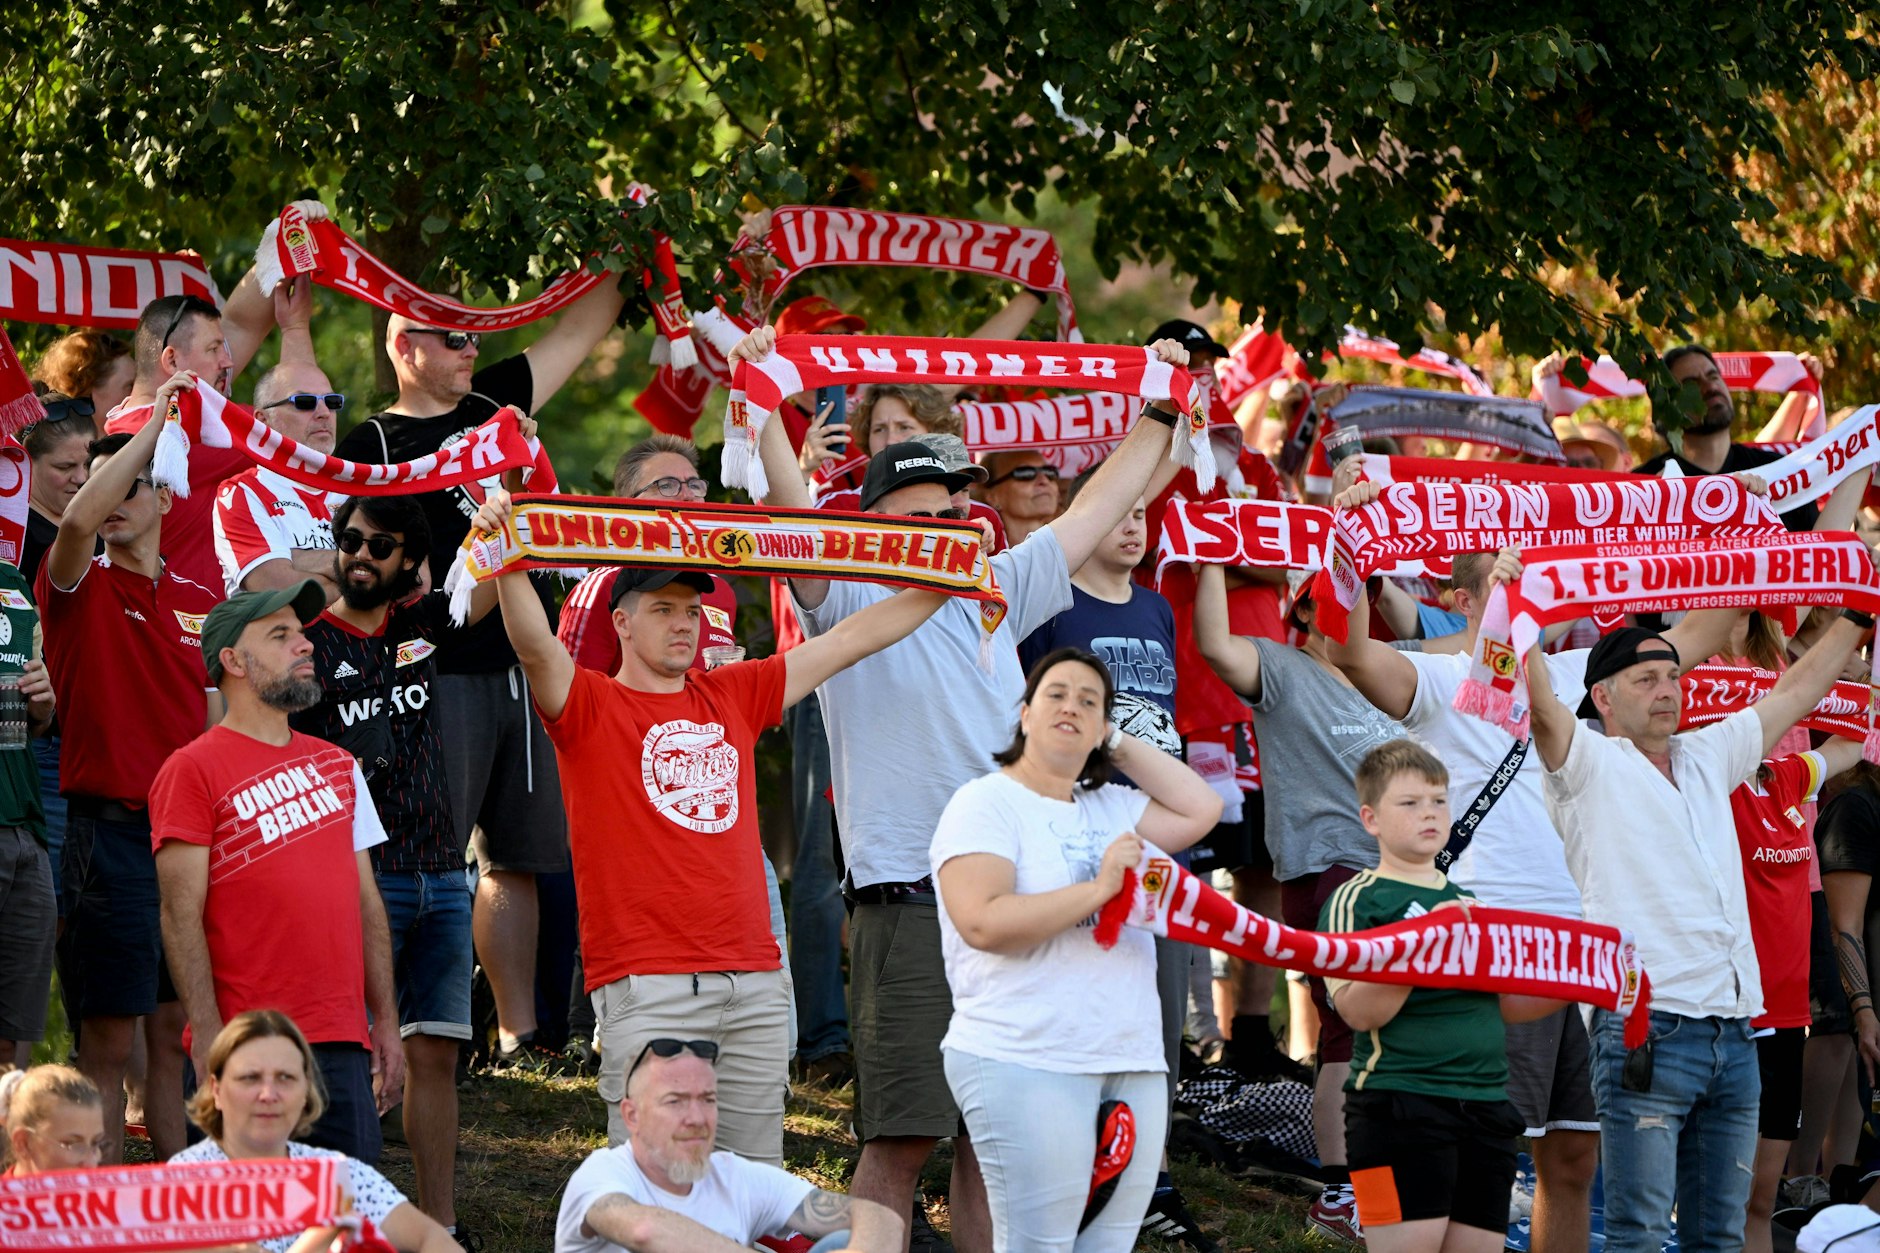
[932,647,1222,1251]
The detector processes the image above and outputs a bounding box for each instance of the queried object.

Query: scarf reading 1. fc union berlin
[1094,848,1654,1049]
[146,383,552,500]
[724,335,1211,500]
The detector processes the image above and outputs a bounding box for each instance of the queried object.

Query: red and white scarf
[1153,498,1334,579]
[1215,322,1293,412]
[1457,533,1880,748]
[0,332,37,567]
[1744,405,1880,514]
[1328,386,1565,463]
[1215,323,1493,413]
[1679,663,1874,742]
[0,237,223,329]
[1536,352,1824,439]
[1313,476,1787,642]
[0,1156,348,1251]
[741,206,1079,342]
[1360,452,1632,488]
[1096,848,1653,1048]
[724,335,1211,499]
[147,384,552,499]
[954,388,1242,480]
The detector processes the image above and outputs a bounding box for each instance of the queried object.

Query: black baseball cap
[1576,626,1680,718]
[860,441,973,511]
[609,567,716,610]
[1147,319,1229,359]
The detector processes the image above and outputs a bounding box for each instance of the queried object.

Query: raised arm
[781,587,946,707]
[1193,561,1263,699]
[1661,608,1750,675]
[1324,581,1419,720]
[1115,734,1224,851]
[581,1194,752,1253]
[787,1188,904,1253]
[219,264,276,380]
[1754,614,1867,756]
[47,371,187,590]
[1525,643,1576,773]
[468,490,575,718]
[728,327,828,611]
[523,277,628,412]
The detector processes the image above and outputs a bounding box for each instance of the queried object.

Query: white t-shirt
[554,1144,813,1253]
[168,1139,405,1253]
[930,772,1163,1074]
[1403,648,1588,916]
[796,526,1072,888]
[1543,707,1765,1019]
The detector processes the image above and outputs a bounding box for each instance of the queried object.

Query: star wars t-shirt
[1019,583,1180,769]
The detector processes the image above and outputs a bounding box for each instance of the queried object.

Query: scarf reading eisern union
[1154,498,1334,579]
[1679,663,1873,742]
[725,335,1211,500]
[0,1156,347,1251]
[1312,476,1787,643]
[148,384,552,499]
[1095,849,1653,1049]
[0,236,223,330]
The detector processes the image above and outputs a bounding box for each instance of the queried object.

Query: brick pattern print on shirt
[212,759,355,883]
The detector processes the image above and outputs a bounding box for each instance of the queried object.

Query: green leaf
[1388,79,1415,105]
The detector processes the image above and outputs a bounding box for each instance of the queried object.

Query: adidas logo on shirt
[333,661,360,679]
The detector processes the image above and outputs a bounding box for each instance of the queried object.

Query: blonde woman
[0,1065,105,1175]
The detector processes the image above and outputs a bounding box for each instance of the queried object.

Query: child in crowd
[1321,740,1562,1253]
[0,1065,106,1175]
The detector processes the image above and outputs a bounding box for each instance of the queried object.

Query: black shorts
[1757,1027,1807,1141]
[1346,1089,1524,1230]
[1187,791,1270,876]
[57,809,174,1019]
[1810,891,1854,1036]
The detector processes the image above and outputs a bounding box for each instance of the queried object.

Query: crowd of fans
[0,245,1875,1253]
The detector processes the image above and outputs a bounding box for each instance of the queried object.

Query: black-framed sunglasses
[40,396,95,423]
[158,295,221,349]
[643,475,710,500]
[261,392,346,413]
[405,329,481,352]
[904,506,969,520]
[986,464,1060,486]
[337,529,402,559]
[124,477,152,503]
[627,1038,719,1080]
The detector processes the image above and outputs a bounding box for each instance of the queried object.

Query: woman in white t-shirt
[169,1010,461,1253]
[933,646,1223,1252]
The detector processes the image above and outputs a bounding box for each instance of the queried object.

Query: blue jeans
[787,694,849,1060]
[377,869,475,1039]
[32,736,64,914]
[1589,1009,1759,1253]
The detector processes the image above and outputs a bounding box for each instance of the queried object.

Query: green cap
[201,579,327,684]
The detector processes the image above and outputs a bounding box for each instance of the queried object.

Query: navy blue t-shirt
[1019,582,1181,766]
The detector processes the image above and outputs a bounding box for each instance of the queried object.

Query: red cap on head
[775,295,866,337]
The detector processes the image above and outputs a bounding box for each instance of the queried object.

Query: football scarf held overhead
[1312,475,1787,643]
[955,390,1244,481]
[0,1156,348,1251]
[1328,387,1565,463]
[1751,406,1880,515]
[1153,498,1334,579]
[147,383,551,499]
[1094,848,1654,1049]
[1360,452,1632,487]
[0,237,223,329]
[1679,663,1874,742]
[725,335,1211,500]
[1536,351,1824,439]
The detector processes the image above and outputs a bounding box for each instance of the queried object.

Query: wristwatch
[1139,401,1178,428]
[1842,607,1876,630]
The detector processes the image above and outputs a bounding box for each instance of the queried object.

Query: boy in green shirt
[1320,739,1562,1253]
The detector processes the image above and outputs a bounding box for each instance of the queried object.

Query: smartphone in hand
[816,385,848,458]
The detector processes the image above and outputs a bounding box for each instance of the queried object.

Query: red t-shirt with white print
[1731,750,1825,1030]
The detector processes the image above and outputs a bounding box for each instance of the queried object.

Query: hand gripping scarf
[0,237,223,329]
[1747,406,1880,515]
[1457,533,1880,749]
[724,335,1211,500]
[1679,663,1875,742]
[1535,352,1824,439]
[145,383,552,499]
[1094,847,1654,1049]
[1311,475,1788,643]
[0,1156,348,1251]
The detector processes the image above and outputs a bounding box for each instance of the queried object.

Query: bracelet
[1139,402,1178,429]
[1025,287,1053,303]
[1105,725,1125,752]
[1843,607,1876,630]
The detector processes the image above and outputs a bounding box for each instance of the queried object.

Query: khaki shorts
[851,902,959,1141]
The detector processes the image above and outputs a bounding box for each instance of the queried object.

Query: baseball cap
[1576,626,1680,718]
[860,441,974,511]
[1146,319,1229,360]
[608,567,716,610]
[201,579,327,684]
[775,295,866,337]
[910,432,990,485]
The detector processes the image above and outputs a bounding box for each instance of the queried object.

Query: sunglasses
[405,329,481,352]
[159,295,221,349]
[40,396,95,423]
[643,475,710,500]
[904,507,968,520]
[337,529,402,559]
[986,464,1059,486]
[261,392,346,413]
[124,476,152,503]
[627,1038,719,1080]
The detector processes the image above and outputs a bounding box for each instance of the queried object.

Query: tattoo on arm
[1837,929,1873,1014]
[790,1189,854,1237]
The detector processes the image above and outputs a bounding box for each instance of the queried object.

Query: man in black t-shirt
[292,493,499,1235]
[332,283,625,1072]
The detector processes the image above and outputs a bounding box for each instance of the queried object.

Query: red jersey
[1731,751,1825,1029]
[212,467,335,595]
[541,660,787,989]
[36,554,216,804]
[149,728,386,1046]
[557,571,739,676]
[106,401,250,594]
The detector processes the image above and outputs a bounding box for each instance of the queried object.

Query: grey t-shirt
[795,525,1073,888]
[1247,637,1401,883]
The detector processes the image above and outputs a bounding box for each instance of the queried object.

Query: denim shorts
[377,869,473,1040]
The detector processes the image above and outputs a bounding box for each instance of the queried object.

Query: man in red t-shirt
[211,360,344,597]
[474,488,945,1164]
[151,577,402,1166]
[36,372,219,1164]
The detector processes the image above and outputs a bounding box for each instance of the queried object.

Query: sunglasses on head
[987,464,1059,486]
[261,392,345,413]
[158,295,221,349]
[642,475,710,500]
[337,529,402,559]
[904,506,968,520]
[406,329,481,352]
[39,396,95,424]
[627,1038,719,1080]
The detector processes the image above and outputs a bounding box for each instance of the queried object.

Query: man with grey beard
[152,578,404,1165]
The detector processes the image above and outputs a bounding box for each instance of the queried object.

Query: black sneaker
[564,1036,601,1077]
[1141,1187,1222,1251]
[1222,1039,1314,1085]
[909,1199,955,1253]
[491,1038,557,1075]
[450,1225,487,1252]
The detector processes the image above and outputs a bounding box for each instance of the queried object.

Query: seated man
[555,1041,900,1253]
